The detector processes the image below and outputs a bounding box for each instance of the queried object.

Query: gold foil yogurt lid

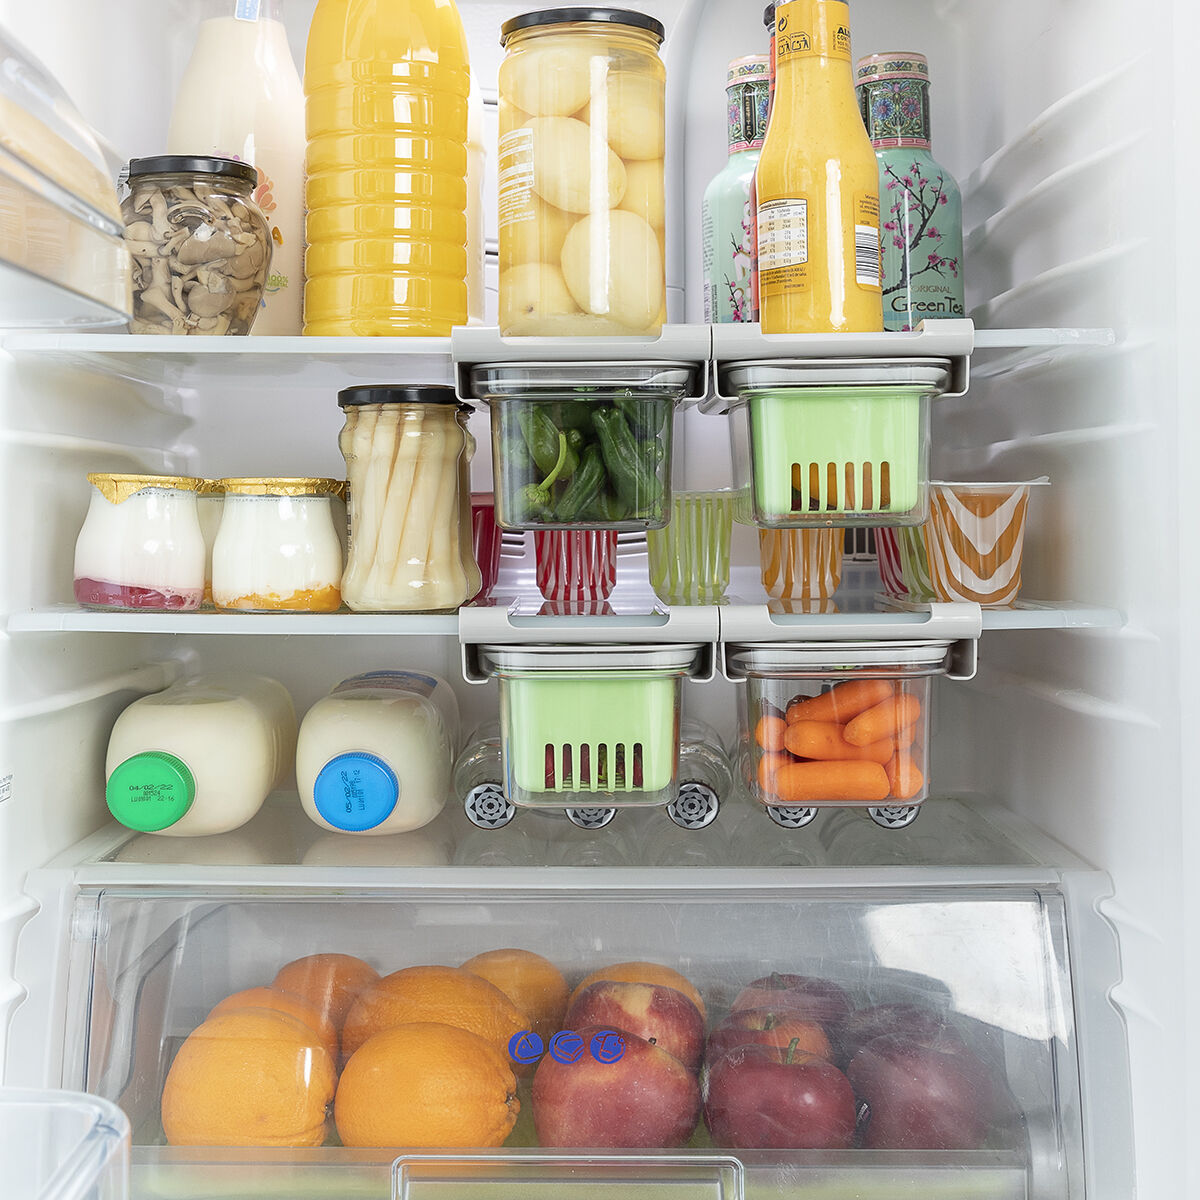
[216,477,344,497]
[87,473,204,504]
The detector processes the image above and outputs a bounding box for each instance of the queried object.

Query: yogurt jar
[74,473,206,611]
[211,478,344,612]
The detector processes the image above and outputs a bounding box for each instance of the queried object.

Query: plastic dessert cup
[470,492,502,604]
[758,527,844,605]
[647,489,736,605]
[534,529,618,604]
[925,479,1048,607]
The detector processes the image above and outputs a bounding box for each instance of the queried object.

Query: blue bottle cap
[313,753,398,832]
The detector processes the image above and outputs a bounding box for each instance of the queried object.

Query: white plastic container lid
[726,640,954,677]
[480,643,705,675]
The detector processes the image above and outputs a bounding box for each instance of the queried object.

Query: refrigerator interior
[0,0,1190,1197]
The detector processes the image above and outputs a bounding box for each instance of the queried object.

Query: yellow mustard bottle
[755,0,882,333]
[304,0,470,336]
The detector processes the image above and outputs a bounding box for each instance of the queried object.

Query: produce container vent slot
[546,741,646,791]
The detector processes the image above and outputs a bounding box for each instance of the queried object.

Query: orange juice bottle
[755,0,882,333]
[304,0,470,336]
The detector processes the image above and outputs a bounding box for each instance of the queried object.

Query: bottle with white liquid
[297,672,460,835]
[167,0,305,334]
[105,674,297,836]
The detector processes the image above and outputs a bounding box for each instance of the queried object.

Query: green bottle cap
[106,751,196,832]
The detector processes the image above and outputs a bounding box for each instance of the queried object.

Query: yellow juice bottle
[755,0,882,333]
[304,0,470,336]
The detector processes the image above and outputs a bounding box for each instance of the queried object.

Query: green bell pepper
[556,443,608,522]
[518,407,578,480]
[592,407,664,513]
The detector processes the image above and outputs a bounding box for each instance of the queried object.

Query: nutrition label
[498,129,536,228]
[757,198,809,295]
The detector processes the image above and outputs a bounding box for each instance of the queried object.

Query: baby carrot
[885,749,924,800]
[755,714,789,752]
[843,693,922,747]
[785,679,895,726]
[757,751,793,796]
[773,760,891,804]
[783,720,894,764]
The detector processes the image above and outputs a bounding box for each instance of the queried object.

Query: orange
[209,986,338,1061]
[162,1008,336,1147]
[461,948,569,1043]
[342,965,529,1059]
[272,953,381,1031]
[568,961,707,1022]
[335,1021,519,1147]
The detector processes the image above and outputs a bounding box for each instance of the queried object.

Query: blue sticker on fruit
[235,0,261,19]
[589,1029,626,1063]
[548,1031,585,1065]
[508,1030,545,1065]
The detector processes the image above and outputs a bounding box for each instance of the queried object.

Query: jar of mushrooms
[121,156,272,335]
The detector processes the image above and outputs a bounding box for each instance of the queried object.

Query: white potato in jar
[529,117,627,214]
[499,103,532,137]
[501,261,580,334]
[501,196,578,270]
[587,72,665,160]
[560,209,664,330]
[618,158,665,232]
[501,41,597,117]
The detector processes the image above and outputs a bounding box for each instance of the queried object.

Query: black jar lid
[127,155,258,186]
[764,4,775,27]
[500,8,665,45]
[338,384,463,408]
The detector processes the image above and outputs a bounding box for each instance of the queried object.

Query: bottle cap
[855,52,930,85]
[106,751,196,832]
[727,55,769,86]
[763,4,775,28]
[337,385,462,409]
[313,753,399,832]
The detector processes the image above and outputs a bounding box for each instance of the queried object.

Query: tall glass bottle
[856,52,965,330]
[748,4,775,322]
[702,57,769,323]
[304,0,470,336]
[167,0,305,335]
[755,0,882,333]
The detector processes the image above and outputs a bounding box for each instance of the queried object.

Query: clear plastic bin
[472,363,689,531]
[0,1088,129,1200]
[724,361,951,529]
[478,644,705,809]
[727,642,953,827]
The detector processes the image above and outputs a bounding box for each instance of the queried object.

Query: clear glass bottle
[336,386,481,612]
[855,52,965,330]
[121,156,272,335]
[167,0,305,335]
[755,0,882,333]
[702,57,769,324]
[497,9,666,336]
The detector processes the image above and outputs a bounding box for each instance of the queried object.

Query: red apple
[707,1008,833,1067]
[565,980,705,1072]
[532,1026,701,1148]
[834,1003,950,1068]
[847,1031,998,1149]
[705,1040,857,1150]
[730,974,852,1026]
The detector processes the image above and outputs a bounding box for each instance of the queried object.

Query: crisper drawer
[50,881,1100,1200]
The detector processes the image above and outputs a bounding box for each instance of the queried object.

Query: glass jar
[211,478,345,613]
[74,473,206,611]
[121,155,272,335]
[337,386,482,612]
[498,9,666,336]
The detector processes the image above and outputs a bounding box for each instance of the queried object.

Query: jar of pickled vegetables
[498,8,666,336]
[337,386,481,613]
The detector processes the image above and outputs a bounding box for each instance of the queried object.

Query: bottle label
[235,0,262,19]
[776,1,852,63]
[757,197,808,298]
[727,77,770,153]
[498,128,536,229]
[854,193,882,290]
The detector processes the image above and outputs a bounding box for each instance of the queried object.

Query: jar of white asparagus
[337,386,482,612]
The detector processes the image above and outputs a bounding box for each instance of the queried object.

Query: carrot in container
[757,750,793,795]
[843,692,922,747]
[885,749,924,800]
[783,720,895,764]
[785,678,895,725]
[755,714,789,752]
[773,760,891,804]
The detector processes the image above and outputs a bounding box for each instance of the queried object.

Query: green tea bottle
[855,52,965,330]
[701,56,770,323]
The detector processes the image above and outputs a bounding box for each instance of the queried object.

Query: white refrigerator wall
[0,0,1191,1196]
